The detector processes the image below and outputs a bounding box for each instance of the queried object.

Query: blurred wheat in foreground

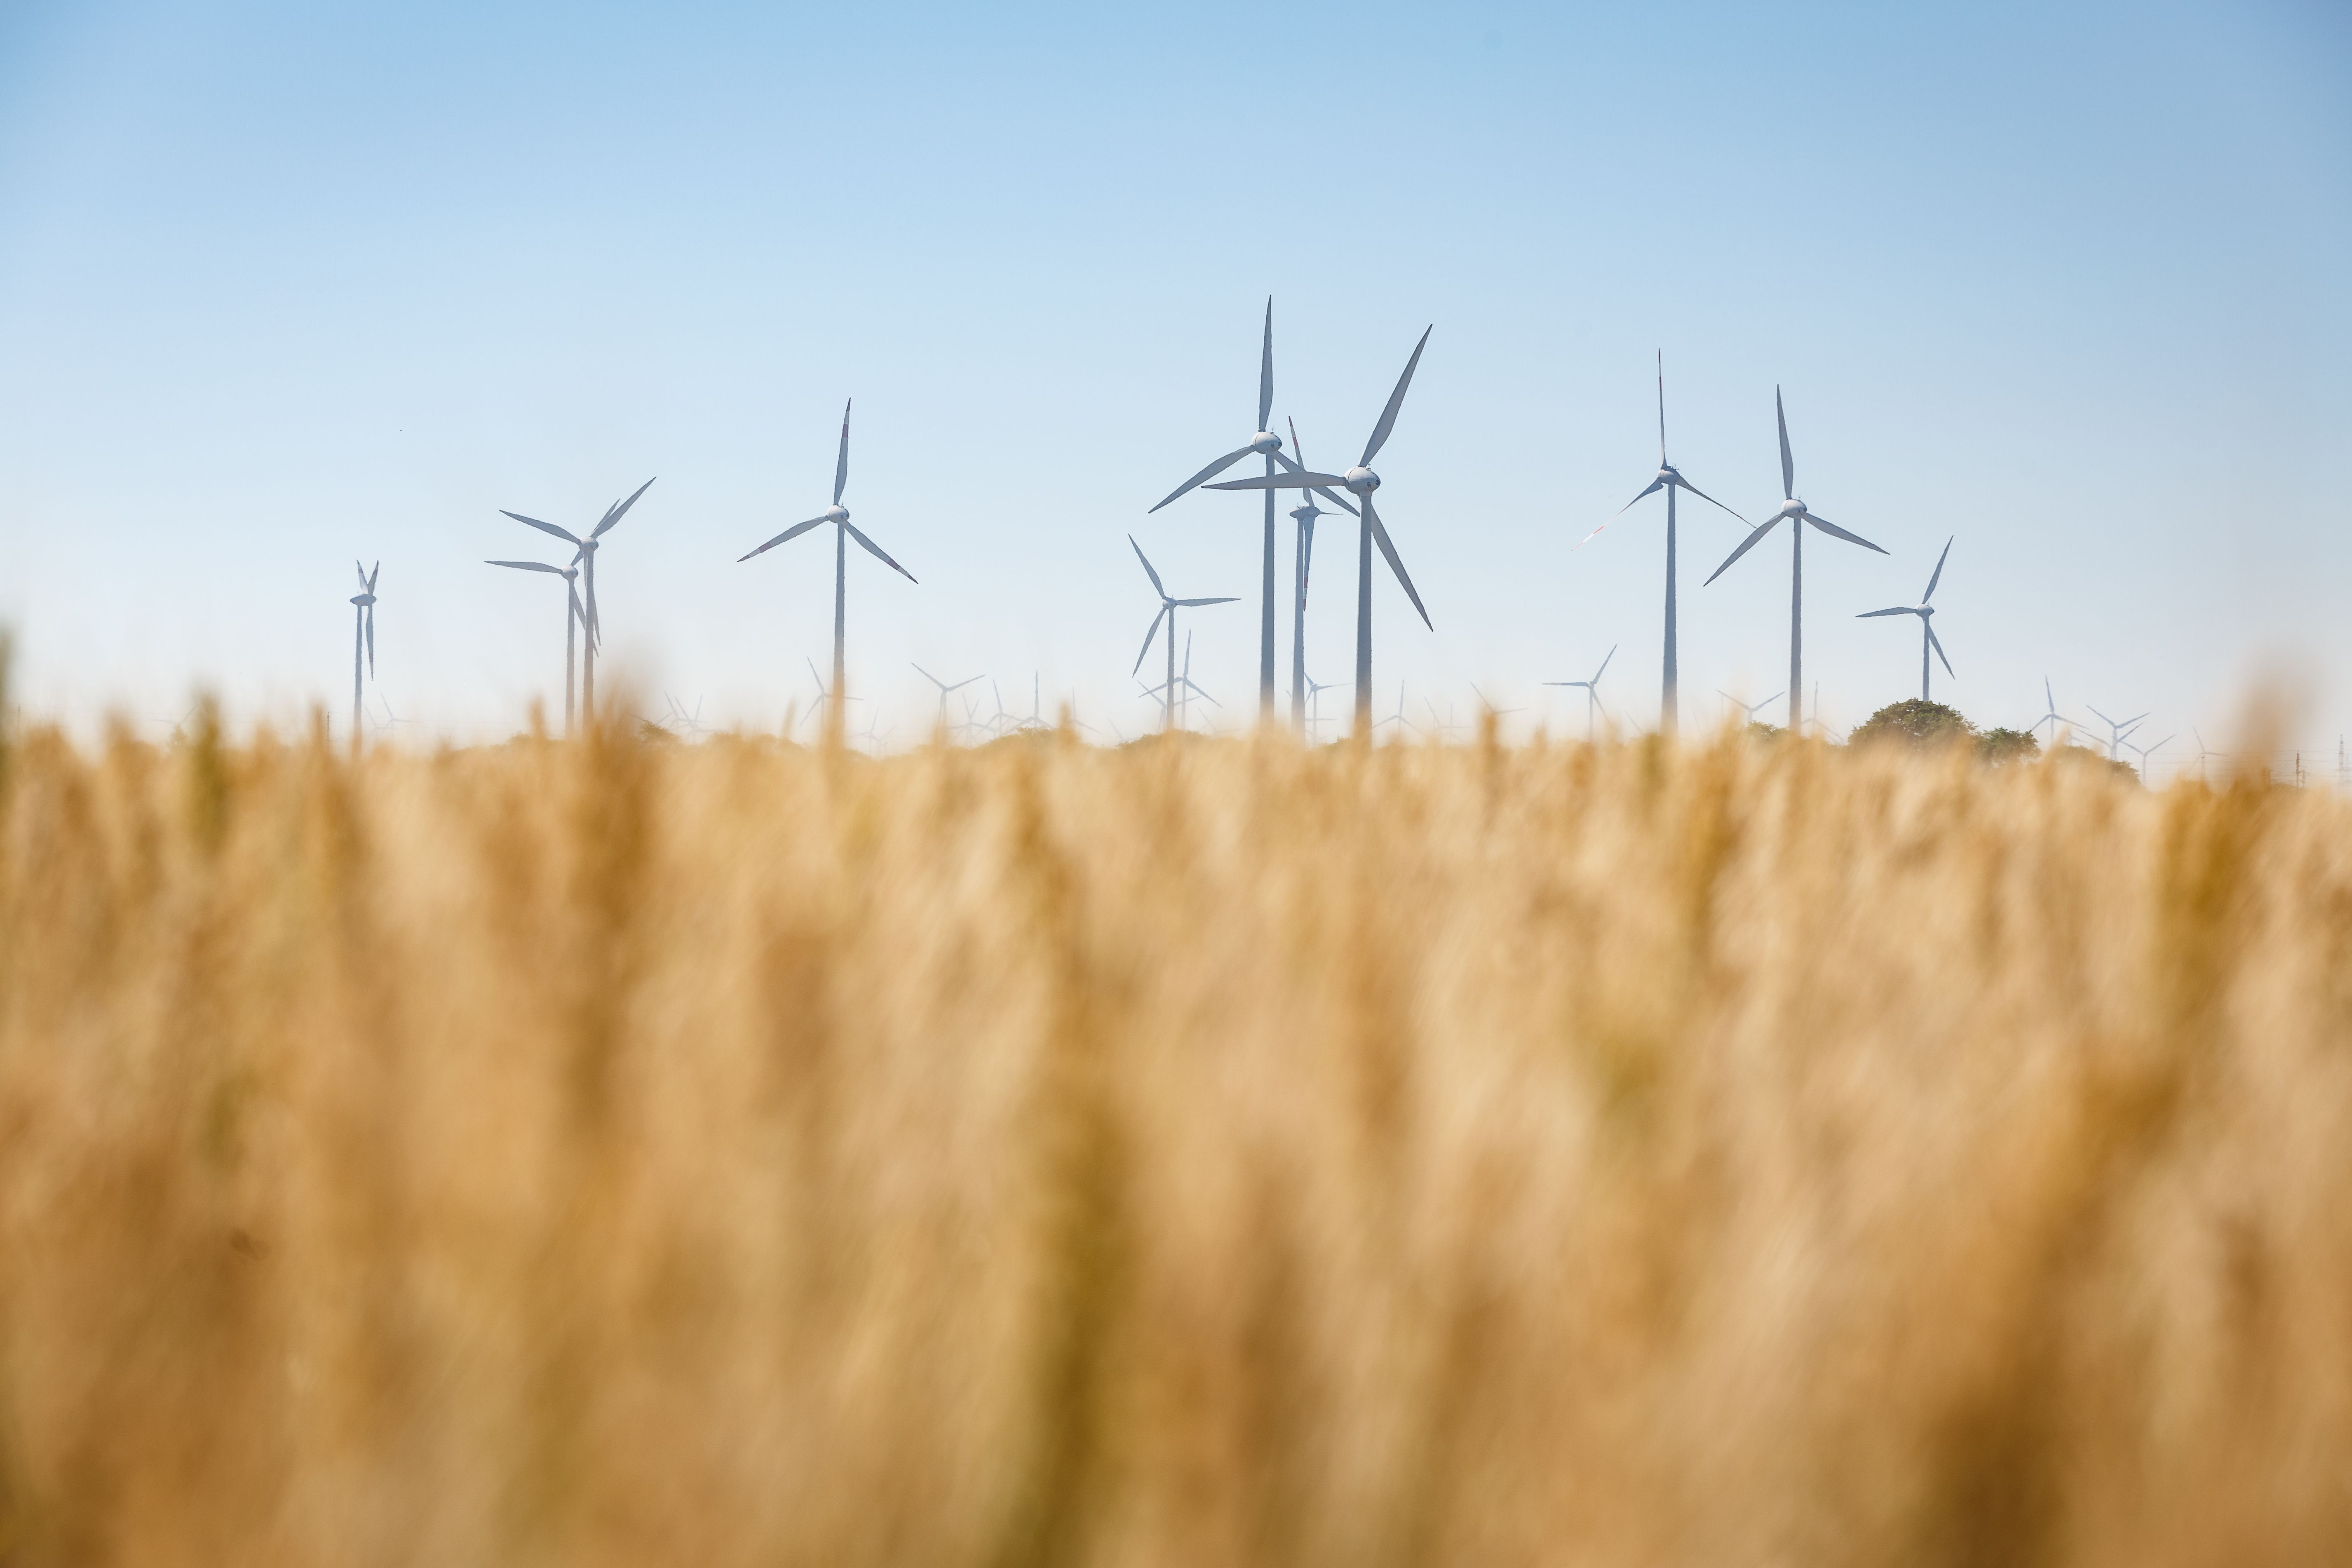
[2,717,2348,1568]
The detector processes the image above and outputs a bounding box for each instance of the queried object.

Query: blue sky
[1,0,2347,760]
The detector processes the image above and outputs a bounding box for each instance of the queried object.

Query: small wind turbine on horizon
[1300,671,1340,742]
[1856,536,1955,702]
[1373,681,1418,740]
[1704,388,1888,732]
[2031,678,2079,744]
[1716,689,1785,727]
[739,400,917,737]
[484,556,587,735]
[1138,631,1220,732]
[1546,646,1616,740]
[1204,326,1436,733]
[912,663,985,741]
[1282,415,1354,735]
[2126,731,2175,783]
[347,560,378,753]
[1128,535,1237,734]
[501,477,654,725]
[2086,704,2149,761]
[1584,352,1749,736]
[1148,300,1359,724]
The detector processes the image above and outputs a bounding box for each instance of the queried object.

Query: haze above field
[0,0,2346,751]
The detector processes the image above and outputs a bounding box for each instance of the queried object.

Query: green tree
[1851,699,1975,748]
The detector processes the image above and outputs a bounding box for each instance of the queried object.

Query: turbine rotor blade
[1670,475,1749,526]
[487,559,565,574]
[739,516,829,561]
[1204,470,1349,493]
[1173,596,1239,607]
[845,520,917,582]
[365,605,374,675]
[1594,645,1615,681]
[1361,324,1432,467]
[1656,349,1667,467]
[591,476,656,539]
[1132,604,1169,676]
[1271,448,1359,514]
[1128,534,1167,597]
[1922,535,1953,602]
[503,511,583,546]
[1928,624,1954,678]
[1364,496,1432,631]
[1702,516,1784,586]
[1612,477,1667,518]
[1258,297,1274,434]
[1803,512,1888,554]
[1775,386,1794,500]
[1149,446,1255,513]
[834,398,852,506]
[1856,606,1918,619]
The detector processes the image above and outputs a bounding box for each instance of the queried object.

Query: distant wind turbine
[739,401,917,737]
[1148,300,1357,723]
[1716,689,1786,726]
[1546,645,1616,740]
[2125,732,2175,783]
[1205,326,1436,732]
[2031,678,2079,744]
[1856,536,1955,702]
[1373,681,1418,740]
[1300,671,1340,742]
[502,477,654,724]
[486,558,587,736]
[1704,388,1887,731]
[1128,535,1237,734]
[1584,352,1748,735]
[1282,415,1356,735]
[912,663,985,740]
[347,560,378,753]
[2085,704,2148,761]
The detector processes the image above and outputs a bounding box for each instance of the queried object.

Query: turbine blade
[1149,446,1254,512]
[354,559,368,591]
[1803,512,1888,554]
[1928,624,1954,677]
[1855,606,1918,619]
[1702,516,1784,586]
[590,476,656,539]
[487,559,565,574]
[1361,324,1432,467]
[1775,386,1794,500]
[503,510,582,546]
[368,560,380,592]
[1173,596,1240,607]
[1611,476,1667,519]
[1670,475,1749,526]
[834,398,852,506]
[1272,448,1359,514]
[1656,349,1667,467]
[365,606,374,675]
[845,521,917,582]
[1364,497,1432,631]
[1300,511,1317,594]
[1922,535,1953,601]
[1594,645,1615,681]
[1128,534,1167,597]
[1132,604,1168,676]
[739,516,829,561]
[1258,296,1274,434]
[1204,470,1348,493]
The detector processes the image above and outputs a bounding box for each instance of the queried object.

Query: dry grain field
[0,711,2347,1567]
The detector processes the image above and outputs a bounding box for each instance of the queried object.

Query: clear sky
[2,0,2347,764]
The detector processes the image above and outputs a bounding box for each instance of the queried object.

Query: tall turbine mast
[486,558,586,735]
[1583,353,1746,736]
[1703,387,1887,732]
[347,560,378,755]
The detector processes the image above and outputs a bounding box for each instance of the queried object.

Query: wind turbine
[2085,704,2148,762]
[1373,681,1418,740]
[1546,646,1616,740]
[738,401,917,736]
[501,477,654,724]
[2031,678,2079,744]
[1203,326,1435,732]
[1423,696,1469,742]
[663,694,709,739]
[1148,300,1359,724]
[1127,535,1237,734]
[1282,415,1357,735]
[1716,689,1786,727]
[1703,388,1887,731]
[1300,672,1340,742]
[1583,352,1748,735]
[347,560,378,753]
[1856,536,1955,702]
[486,558,587,736]
[2190,728,2223,784]
[912,663,985,740]
[2125,732,2175,784]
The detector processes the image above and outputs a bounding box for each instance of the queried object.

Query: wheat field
[0,710,2346,1567]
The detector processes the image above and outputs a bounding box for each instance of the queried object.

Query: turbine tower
[1584,353,1747,735]
[1149,300,1357,724]
[1127,535,1237,734]
[347,561,378,753]
[1856,536,1955,702]
[485,558,586,735]
[1204,326,1435,732]
[1704,387,1887,732]
[501,477,655,724]
[1545,646,1616,740]
[739,401,917,738]
[1282,416,1356,736]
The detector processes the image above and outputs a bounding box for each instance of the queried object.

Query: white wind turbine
[2126,731,2175,784]
[1282,415,1356,735]
[1128,535,1237,734]
[1583,352,1748,735]
[1717,689,1786,727]
[1148,300,1359,723]
[485,557,587,735]
[1856,536,1955,702]
[912,663,985,741]
[739,401,918,735]
[2031,678,2079,745]
[1703,388,1887,731]
[2085,704,2148,762]
[1203,326,1436,731]
[1136,632,1219,731]
[1300,671,1341,742]
[1546,645,1616,739]
[347,560,378,752]
[500,477,654,724]
[1373,681,1418,740]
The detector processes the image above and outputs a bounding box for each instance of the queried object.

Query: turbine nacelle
[1345,465,1380,495]
[1248,430,1283,456]
[826,504,851,526]
[350,594,375,607]
[1776,498,1807,521]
